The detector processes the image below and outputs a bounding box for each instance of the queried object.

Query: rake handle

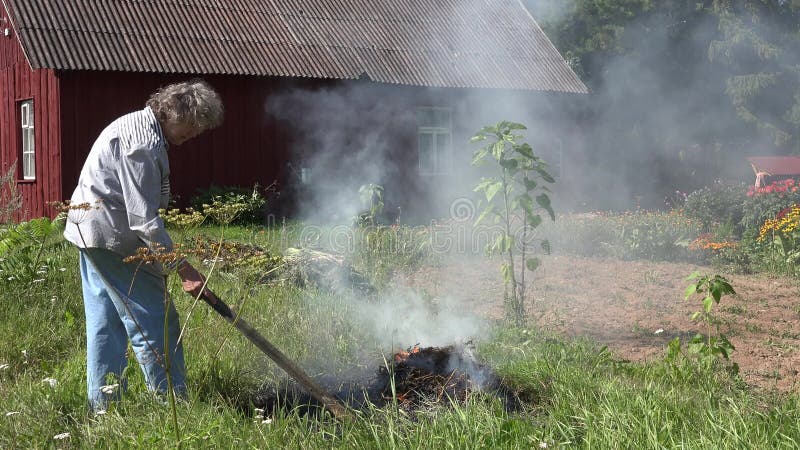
[198,288,351,419]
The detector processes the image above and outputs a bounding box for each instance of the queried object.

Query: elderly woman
[64,80,223,410]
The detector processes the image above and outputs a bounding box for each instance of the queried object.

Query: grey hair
[147,79,224,131]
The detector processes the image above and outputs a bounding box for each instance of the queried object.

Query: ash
[252,342,524,418]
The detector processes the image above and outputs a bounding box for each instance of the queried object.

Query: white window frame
[417,107,452,176]
[20,99,35,180]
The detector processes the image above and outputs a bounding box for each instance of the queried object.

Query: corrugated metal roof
[2,0,587,93]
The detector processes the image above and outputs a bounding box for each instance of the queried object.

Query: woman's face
[163,120,202,146]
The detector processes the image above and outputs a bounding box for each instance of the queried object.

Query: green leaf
[471,148,489,165]
[526,257,540,271]
[484,181,504,203]
[492,141,505,159]
[686,271,701,281]
[523,177,537,191]
[541,240,551,255]
[506,122,527,130]
[499,159,519,171]
[528,214,542,228]
[515,143,534,159]
[474,205,496,226]
[703,296,713,314]
[517,193,534,216]
[684,283,697,299]
[535,194,555,221]
[474,179,494,193]
[500,263,512,283]
[535,166,555,183]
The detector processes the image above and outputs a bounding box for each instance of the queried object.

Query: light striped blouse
[64,107,174,267]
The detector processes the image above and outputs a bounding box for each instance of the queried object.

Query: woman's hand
[177,262,207,297]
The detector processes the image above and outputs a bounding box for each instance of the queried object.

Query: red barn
[0,0,585,222]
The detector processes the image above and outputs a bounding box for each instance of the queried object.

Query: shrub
[0,163,23,224]
[741,179,800,231]
[0,217,68,283]
[542,210,704,262]
[190,184,266,225]
[683,182,747,231]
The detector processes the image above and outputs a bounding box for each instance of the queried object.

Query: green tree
[472,121,555,325]
[709,0,800,152]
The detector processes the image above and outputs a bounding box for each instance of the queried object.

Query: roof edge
[1,0,34,70]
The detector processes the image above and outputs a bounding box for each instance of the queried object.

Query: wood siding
[59,72,294,214]
[0,3,60,220]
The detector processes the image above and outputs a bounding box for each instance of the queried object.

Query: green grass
[1,224,800,448]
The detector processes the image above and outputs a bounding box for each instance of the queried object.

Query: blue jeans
[79,248,186,410]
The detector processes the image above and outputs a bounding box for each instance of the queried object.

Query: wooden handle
[199,289,351,420]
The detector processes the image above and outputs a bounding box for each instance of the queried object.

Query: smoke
[260,1,798,374]
[265,83,412,223]
[350,290,490,350]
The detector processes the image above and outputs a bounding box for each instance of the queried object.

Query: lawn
[1,223,799,448]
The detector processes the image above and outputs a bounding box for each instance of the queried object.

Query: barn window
[19,99,35,180]
[417,107,452,175]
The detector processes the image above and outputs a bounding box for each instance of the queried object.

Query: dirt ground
[396,255,800,392]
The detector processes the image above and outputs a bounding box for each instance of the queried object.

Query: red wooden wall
[59,72,297,214]
[0,4,60,220]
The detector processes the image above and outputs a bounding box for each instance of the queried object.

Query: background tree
[709,0,800,153]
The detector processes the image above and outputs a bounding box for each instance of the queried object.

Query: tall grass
[1,224,799,448]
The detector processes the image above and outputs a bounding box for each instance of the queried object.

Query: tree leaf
[475,205,496,226]
[541,240,551,255]
[523,176,537,191]
[515,143,534,159]
[703,296,713,313]
[526,257,540,271]
[535,194,555,221]
[500,159,519,170]
[684,283,697,299]
[471,148,489,165]
[535,166,555,183]
[492,141,505,159]
[484,181,504,203]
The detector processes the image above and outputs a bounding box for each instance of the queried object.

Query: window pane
[21,103,28,127]
[21,100,35,179]
[416,109,435,127]
[419,133,434,174]
[435,133,451,173]
[24,152,35,179]
[432,109,450,128]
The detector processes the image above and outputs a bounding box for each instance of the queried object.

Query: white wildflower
[99,384,119,395]
[21,350,28,358]
[261,418,273,425]
[5,411,20,417]
[539,442,548,449]
[654,329,664,335]
[32,278,45,283]
[53,432,70,440]
[95,409,107,416]
[36,270,47,274]
[0,363,9,371]
[42,377,58,388]
[59,267,66,272]
[7,276,14,281]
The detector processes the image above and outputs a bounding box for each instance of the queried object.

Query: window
[20,100,35,180]
[417,107,452,175]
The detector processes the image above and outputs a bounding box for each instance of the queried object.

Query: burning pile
[377,345,479,410]
[253,343,523,418]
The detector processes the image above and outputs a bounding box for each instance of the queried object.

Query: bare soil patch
[397,255,800,391]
